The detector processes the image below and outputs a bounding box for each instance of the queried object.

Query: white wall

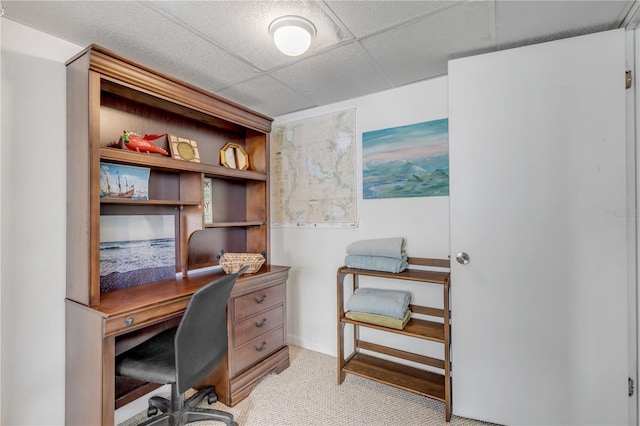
[0,15,4,421]
[1,19,81,425]
[272,77,451,356]
[634,29,640,425]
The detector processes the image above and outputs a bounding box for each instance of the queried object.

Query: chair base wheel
[207,393,217,405]
[137,386,235,425]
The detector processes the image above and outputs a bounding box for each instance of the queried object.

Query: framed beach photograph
[99,214,176,292]
[99,163,150,200]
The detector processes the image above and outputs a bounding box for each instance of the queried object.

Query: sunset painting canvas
[362,118,449,199]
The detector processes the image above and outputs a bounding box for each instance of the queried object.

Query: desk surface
[93,265,291,317]
[65,264,291,425]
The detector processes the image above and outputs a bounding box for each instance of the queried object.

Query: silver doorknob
[456,252,470,265]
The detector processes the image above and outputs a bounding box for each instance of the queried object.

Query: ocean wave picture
[99,215,176,292]
[362,118,449,199]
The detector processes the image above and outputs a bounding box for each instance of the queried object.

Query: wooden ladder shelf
[336,257,452,422]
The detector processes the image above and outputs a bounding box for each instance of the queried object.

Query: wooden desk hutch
[65,45,289,425]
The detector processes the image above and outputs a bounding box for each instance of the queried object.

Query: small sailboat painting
[100,163,150,200]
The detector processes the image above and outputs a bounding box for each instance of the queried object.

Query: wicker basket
[219,252,265,274]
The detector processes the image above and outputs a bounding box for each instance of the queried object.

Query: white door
[449,29,630,425]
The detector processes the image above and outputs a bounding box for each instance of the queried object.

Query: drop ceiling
[3,0,639,118]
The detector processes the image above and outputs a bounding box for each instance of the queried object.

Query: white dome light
[269,16,316,57]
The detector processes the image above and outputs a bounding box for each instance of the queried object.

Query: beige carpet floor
[120,345,495,426]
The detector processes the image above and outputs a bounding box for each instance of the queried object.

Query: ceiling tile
[325,0,456,38]
[149,0,351,71]
[3,0,635,117]
[217,75,316,118]
[360,1,496,86]
[270,41,393,105]
[3,1,257,90]
[495,0,632,49]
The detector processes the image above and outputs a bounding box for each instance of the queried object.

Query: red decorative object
[123,131,169,156]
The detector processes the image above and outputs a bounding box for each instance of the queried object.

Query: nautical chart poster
[362,118,449,199]
[271,109,357,228]
[99,215,176,292]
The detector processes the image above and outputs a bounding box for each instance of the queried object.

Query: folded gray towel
[345,288,411,319]
[346,237,405,259]
[344,254,408,273]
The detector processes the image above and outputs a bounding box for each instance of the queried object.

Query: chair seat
[115,270,244,426]
[115,328,177,385]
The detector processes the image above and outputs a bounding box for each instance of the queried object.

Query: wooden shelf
[340,316,445,343]
[100,148,267,181]
[100,198,200,206]
[343,353,446,401]
[338,266,449,285]
[205,221,264,228]
[337,257,452,422]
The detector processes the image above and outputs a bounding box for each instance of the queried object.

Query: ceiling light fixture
[269,15,316,57]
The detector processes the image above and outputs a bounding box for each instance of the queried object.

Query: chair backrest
[174,268,245,394]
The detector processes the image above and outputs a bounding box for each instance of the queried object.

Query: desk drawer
[233,283,285,321]
[232,326,284,376]
[104,298,187,336]
[233,305,284,347]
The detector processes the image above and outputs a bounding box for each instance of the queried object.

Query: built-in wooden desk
[66,265,289,425]
[65,45,286,425]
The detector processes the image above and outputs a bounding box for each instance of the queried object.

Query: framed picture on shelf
[99,162,150,200]
[203,177,213,225]
[168,134,201,162]
[99,214,176,292]
[220,142,249,170]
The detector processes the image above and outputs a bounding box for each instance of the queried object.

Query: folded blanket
[344,254,408,273]
[346,237,405,259]
[346,309,411,330]
[345,288,411,319]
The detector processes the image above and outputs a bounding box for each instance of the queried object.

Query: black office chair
[115,268,246,426]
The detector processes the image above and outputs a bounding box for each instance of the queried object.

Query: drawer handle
[255,294,268,304]
[255,318,268,328]
[255,341,268,352]
[124,317,134,327]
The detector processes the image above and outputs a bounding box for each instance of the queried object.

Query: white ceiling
[3,0,640,118]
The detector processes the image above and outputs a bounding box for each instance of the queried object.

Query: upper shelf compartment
[98,77,267,181]
[87,45,272,134]
[87,44,270,180]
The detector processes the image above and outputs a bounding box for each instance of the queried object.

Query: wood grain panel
[233,305,284,347]
[232,327,284,376]
[233,283,285,321]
